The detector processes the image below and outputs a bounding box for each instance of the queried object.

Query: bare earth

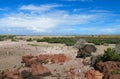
[0,40,115,79]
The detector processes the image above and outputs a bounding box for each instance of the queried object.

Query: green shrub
[11,38,17,41]
[95,48,120,63]
[27,44,39,46]
[26,38,33,41]
[87,38,120,45]
[102,48,120,61]
[36,37,77,46]
[111,70,120,74]
[0,35,16,41]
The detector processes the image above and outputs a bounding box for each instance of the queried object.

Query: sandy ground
[0,40,116,79]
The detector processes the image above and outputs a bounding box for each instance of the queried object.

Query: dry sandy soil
[0,40,115,79]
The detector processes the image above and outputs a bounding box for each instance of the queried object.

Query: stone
[22,55,38,66]
[1,69,21,79]
[96,61,120,79]
[96,61,120,73]
[86,69,103,79]
[76,45,97,58]
[30,64,51,76]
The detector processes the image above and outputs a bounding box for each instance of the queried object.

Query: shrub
[102,48,120,61]
[94,48,120,64]
[11,38,18,41]
[88,38,120,45]
[36,37,77,46]
[111,70,120,74]
[26,38,33,41]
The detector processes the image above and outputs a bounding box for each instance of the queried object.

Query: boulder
[76,45,97,58]
[83,45,96,53]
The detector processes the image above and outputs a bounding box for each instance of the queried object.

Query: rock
[109,74,120,79]
[90,55,102,66]
[22,54,68,65]
[86,69,103,79]
[21,70,43,79]
[96,61,120,79]
[26,75,43,79]
[115,44,120,54]
[21,70,32,79]
[37,54,68,64]
[22,55,38,66]
[51,54,69,63]
[76,45,97,58]
[1,69,21,79]
[74,39,86,48]
[103,72,120,79]
[30,64,52,76]
[96,61,120,73]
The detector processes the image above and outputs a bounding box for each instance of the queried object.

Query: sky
[0,0,120,35]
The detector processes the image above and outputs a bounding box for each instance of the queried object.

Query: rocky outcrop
[96,61,120,73]
[22,54,69,66]
[22,55,37,66]
[86,69,103,79]
[20,54,69,79]
[0,69,21,79]
[21,63,51,79]
[76,45,97,58]
[96,61,120,79]
[30,64,51,76]
[37,54,69,64]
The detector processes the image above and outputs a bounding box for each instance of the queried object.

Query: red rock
[82,59,89,65]
[51,54,69,63]
[96,61,120,73]
[30,63,51,76]
[86,69,103,79]
[22,55,37,66]
[109,74,120,79]
[103,72,120,79]
[36,54,68,64]
[2,69,21,79]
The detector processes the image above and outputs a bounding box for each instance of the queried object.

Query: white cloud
[19,4,62,12]
[0,15,60,32]
[0,10,98,32]
[0,4,118,34]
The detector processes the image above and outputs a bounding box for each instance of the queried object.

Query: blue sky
[0,0,120,35]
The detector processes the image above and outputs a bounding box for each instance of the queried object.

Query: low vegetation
[94,48,120,63]
[36,37,77,46]
[87,38,120,45]
[0,35,16,41]
[27,43,39,46]
[111,70,120,74]
[26,38,33,42]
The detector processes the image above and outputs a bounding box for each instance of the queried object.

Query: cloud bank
[0,4,119,35]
